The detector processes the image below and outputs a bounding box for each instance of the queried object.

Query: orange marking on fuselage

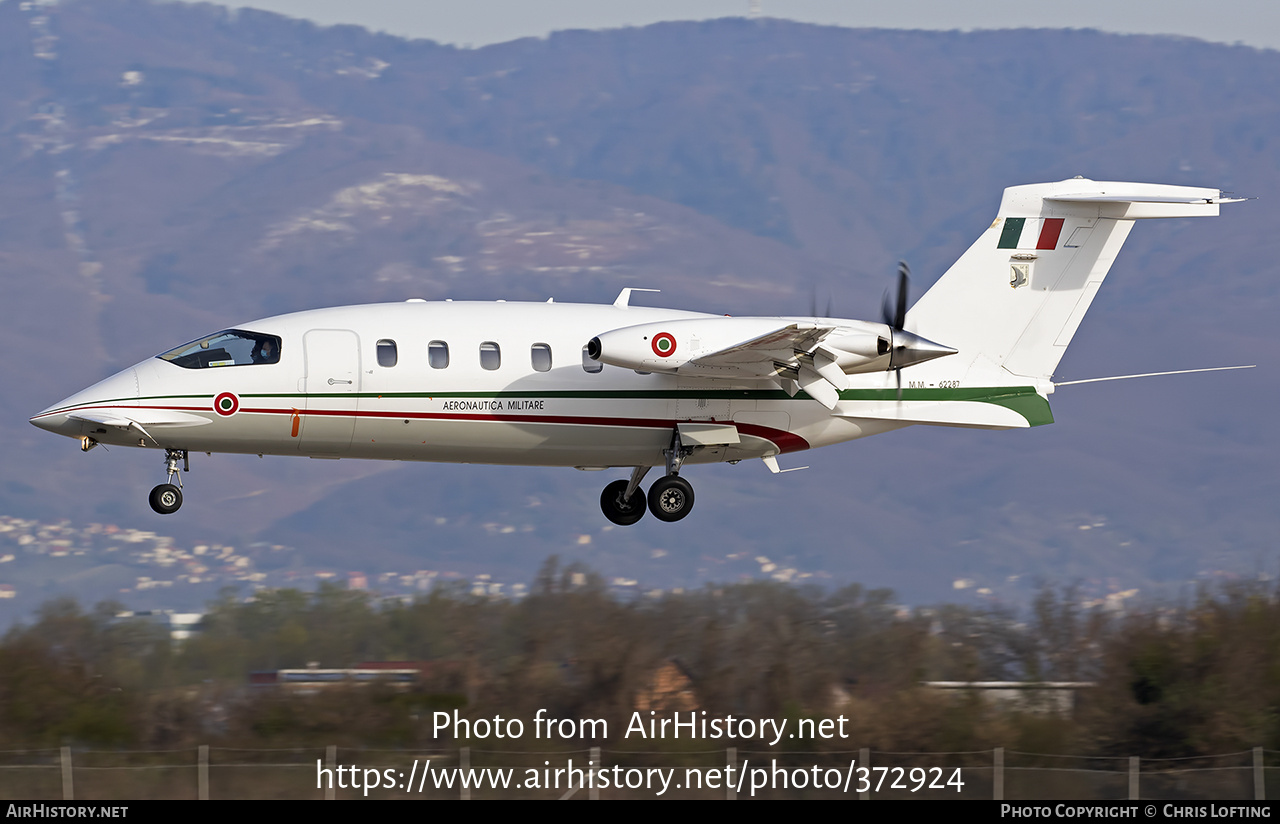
[290,409,300,437]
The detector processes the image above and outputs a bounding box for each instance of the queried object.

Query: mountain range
[1,0,1276,621]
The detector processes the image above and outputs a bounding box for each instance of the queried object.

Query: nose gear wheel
[148,449,188,514]
[149,484,182,515]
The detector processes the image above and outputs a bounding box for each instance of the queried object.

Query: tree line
[2,557,1278,758]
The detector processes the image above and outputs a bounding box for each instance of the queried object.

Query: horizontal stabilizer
[1046,193,1247,204]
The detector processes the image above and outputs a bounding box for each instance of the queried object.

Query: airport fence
[0,745,1273,800]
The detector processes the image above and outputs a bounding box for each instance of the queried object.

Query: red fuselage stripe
[44,402,812,454]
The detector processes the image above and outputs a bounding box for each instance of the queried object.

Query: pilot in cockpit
[251,337,279,365]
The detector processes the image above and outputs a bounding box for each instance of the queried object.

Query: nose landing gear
[149,449,188,515]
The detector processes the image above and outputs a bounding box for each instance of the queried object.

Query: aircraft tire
[600,480,645,526]
[647,476,694,522]
[149,483,183,515]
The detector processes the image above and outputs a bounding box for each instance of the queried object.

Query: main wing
[589,316,890,408]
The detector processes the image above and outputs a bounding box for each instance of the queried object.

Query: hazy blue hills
[0,0,1276,622]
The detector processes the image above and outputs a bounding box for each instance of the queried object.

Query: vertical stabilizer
[909,178,1233,382]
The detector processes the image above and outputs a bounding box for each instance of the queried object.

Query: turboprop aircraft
[30,178,1249,525]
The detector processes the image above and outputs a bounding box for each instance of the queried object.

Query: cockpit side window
[158,330,282,369]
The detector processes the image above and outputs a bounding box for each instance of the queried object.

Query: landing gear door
[301,329,360,454]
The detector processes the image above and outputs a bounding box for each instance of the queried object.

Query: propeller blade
[812,285,834,318]
[894,261,910,330]
[881,261,912,400]
[880,261,911,330]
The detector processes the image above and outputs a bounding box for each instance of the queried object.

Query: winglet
[613,288,660,308]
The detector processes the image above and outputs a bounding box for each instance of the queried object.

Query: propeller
[809,285,833,318]
[881,261,910,332]
[880,261,912,399]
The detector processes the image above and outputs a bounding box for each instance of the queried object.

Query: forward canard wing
[69,408,212,434]
[69,409,212,428]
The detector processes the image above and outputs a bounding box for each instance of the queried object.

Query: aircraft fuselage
[30,300,899,470]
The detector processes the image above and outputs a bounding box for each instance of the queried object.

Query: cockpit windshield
[158,330,282,369]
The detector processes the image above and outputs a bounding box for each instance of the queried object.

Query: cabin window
[480,341,501,371]
[531,343,552,372]
[428,340,449,369]
[582,345,602,373]
[377,339,398,367]
[158,330,281,369]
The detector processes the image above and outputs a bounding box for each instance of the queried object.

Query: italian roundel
[213,392,240,417]
[651,332,677,357]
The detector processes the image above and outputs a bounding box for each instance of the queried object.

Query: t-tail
[907,177,1242,396]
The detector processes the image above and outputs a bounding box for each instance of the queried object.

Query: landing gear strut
[149,449,188,515]
[650,427,695,522]
[597,429,699,525]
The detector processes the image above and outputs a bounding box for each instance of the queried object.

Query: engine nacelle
[816,328,892,373]
[819,326,957,375]
[587,316,956,379]
[588,317,793,372]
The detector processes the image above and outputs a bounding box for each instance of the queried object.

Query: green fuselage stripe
[49,385,1054,427]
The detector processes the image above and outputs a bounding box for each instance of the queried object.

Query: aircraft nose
[28,409,63,434]
[29,398,83,437]
[29,367,140,439]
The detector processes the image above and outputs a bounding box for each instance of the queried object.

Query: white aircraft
[30,178,1248,524]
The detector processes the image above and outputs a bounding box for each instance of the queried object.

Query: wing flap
[685,323,834,370]
[680,322,846,405]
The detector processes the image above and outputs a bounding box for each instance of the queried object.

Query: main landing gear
[149,449,188,515]
[647,475,694,523]
[598,429,697,525]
